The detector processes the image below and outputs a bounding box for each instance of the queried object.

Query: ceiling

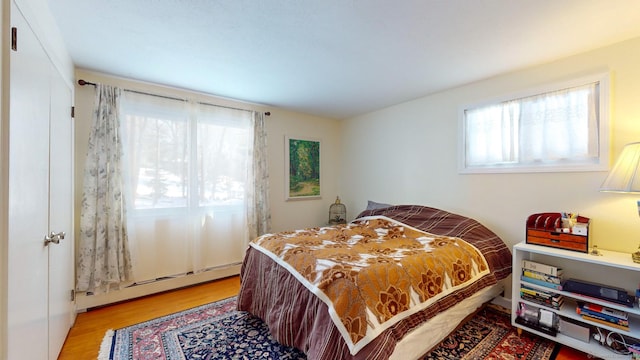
[48,0,640,120]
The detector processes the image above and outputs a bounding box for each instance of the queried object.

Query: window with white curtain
[120,91,253,282]
[459,73,609,173]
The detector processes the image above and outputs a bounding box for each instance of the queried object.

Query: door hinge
[11,27,17,51]
[70,289,76,302]
[71,106,75,118]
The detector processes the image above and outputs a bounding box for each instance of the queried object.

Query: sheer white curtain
[120,92,259,283]
[77,84,133,293]
[519,83,598,163]
[465,102,519,166]
[465,83,599,167]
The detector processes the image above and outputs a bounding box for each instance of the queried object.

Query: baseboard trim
[76,264,241,312]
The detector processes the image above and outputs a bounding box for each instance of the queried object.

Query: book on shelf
[520,274,563,290]
[576,305,629,327]
[582,303,628,320]
[520,285,563,309]
[520,284,560,298]
[522,260,563,277]
[522,269,562,284]
[521,293,563,309]
[580,314,630,331]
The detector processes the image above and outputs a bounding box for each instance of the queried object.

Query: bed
[237,204,512,360]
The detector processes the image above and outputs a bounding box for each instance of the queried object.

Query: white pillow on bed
[366,200,393,210]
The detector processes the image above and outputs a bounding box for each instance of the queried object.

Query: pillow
[366,200,393,210]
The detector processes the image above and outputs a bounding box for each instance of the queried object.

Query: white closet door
[47,67,75,359]
[7,4,51,360]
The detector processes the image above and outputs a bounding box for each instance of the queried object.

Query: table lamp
[600,142,640,262]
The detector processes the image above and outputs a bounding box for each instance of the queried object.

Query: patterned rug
[99,297,557,360]
[98,296,305,360]
[423,304,557,360]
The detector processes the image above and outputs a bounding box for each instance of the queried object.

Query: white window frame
[458,72,610,174]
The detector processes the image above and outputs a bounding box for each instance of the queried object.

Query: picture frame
[285,136,321,200]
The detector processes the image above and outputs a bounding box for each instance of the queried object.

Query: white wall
[265,109,343,231]
[340,37,640,299]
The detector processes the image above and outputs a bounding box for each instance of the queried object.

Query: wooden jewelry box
[525,212,590,253]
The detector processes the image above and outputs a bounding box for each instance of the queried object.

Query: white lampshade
[600,142,640,193]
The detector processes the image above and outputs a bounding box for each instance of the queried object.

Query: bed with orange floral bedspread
[237,205,512,360]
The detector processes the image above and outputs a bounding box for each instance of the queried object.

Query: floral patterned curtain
[76,84,133,294]
[246,111,271,243]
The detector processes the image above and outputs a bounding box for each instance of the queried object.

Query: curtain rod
[77,79,271,116]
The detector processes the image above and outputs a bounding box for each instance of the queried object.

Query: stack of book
[576,302,629,331]
[520,285,564,309]
[521,260,563,290]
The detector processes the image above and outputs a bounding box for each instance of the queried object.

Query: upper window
[120,91,252,211]
[459,73,609,173]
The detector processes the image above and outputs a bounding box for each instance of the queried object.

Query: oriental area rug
[423,304,557,360]
[99,297,572,360]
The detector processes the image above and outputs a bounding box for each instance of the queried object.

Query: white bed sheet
[389,283,504,360]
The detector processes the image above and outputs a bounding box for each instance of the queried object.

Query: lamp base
[632,252,640,264]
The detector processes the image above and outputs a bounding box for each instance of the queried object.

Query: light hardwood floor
[58,275,241,360]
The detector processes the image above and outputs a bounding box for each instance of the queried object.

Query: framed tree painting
[285,136,321,200]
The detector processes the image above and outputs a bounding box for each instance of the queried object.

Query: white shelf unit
[512,242,640,359]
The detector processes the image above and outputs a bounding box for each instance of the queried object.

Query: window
[121,92,252,211]
[119,91,254,281]
[121,94,190,210]
[459,73,609,173]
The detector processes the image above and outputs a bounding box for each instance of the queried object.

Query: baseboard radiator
[75,263,241,312]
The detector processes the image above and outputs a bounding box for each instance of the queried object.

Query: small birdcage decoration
[328,196,346,225]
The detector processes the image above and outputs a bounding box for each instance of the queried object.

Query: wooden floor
[57,275,241,360]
